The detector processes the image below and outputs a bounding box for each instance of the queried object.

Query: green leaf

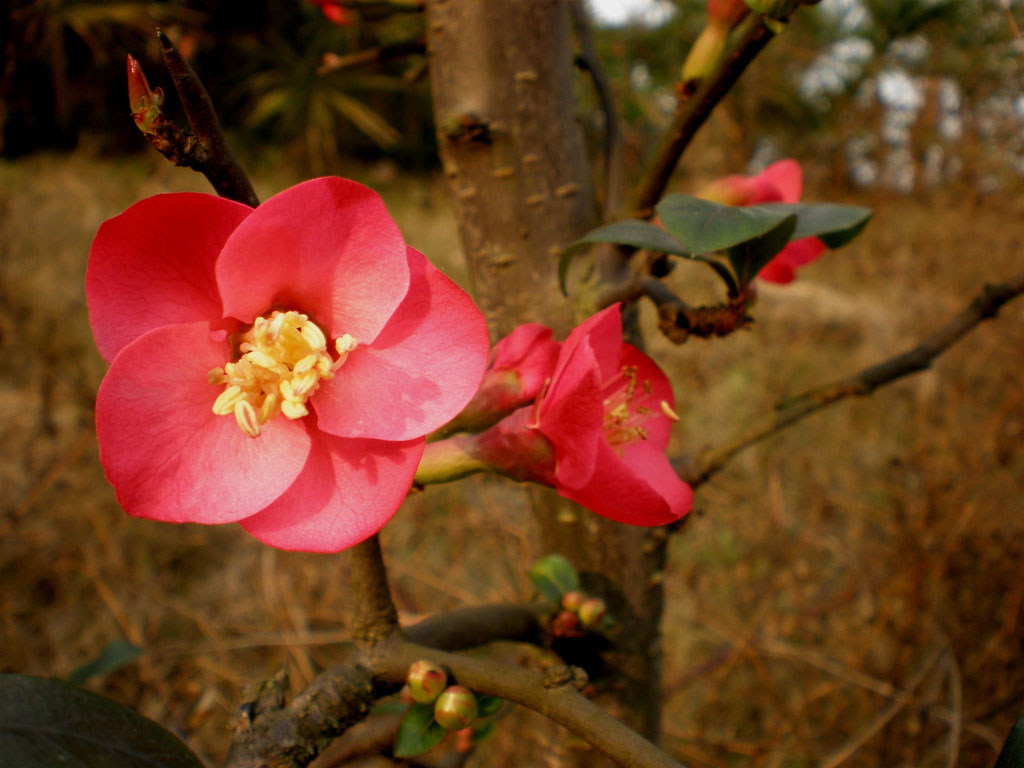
[995,712,1024,768]
[67,640,143,687]
[727,214,798,288]
[472,718,496,741]
[527,554,580,602]
[394,703,446,758]
[475,694,503,718]
[558,220,690,295]
[656,194,797,255]
[0,674,204,768]
[760,202,873,248]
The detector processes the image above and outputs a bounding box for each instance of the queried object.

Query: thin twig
[818,645,945,768]
[682,273,1024,488]
[569,0,623,220]
[316,39,425,76]
[155,29,259,207]
[630,14,774,219]
[945,646,963,768]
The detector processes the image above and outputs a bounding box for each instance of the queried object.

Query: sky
[587,0,674,26]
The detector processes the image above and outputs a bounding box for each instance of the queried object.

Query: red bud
[434,686,478,730]
[127,55,163,134]
[407,660,448,704]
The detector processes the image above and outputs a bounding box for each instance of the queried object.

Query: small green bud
[578,598,607,628]
[561,590,587,612]
[434,685,478,730]
[406,660,448,704]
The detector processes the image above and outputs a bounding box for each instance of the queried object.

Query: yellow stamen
[208,310,356,438]
[660,401,680,422]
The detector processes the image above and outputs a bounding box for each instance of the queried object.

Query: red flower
[698,159,826,284]
[443,323,560,434]
[88,177,488,552]
[308,0,352,25]
[468,306,692,526]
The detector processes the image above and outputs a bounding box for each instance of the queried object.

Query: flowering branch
[144,30,259,207]
[681,272,1024,488]
[630,14,774,219]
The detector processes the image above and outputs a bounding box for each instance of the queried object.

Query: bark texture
[427,1,669,763]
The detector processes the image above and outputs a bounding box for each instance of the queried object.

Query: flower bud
[578,598,607,628]
[434,686,478,730]
[406,660,448,704]
[561,590,587,612]
[127,55,164,135]
[550,610,584,638]
[708,0,750,26]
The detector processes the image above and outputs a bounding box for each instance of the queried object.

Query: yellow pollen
[660,400,680,422]
[209,310,356,438]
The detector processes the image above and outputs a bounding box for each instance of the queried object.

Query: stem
[630,14,774,219]
[414,437,488,485]
[378,637,687,768]
[348,535,399,647]
[156,29,259,207]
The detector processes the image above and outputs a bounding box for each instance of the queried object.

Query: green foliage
[0,674,203,768]
[995,713,1024,768]
[527,554,581,603]
[394,702,447,758]
[67,639,143,687]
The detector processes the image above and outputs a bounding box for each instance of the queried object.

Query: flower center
[208,310,358,438]
[601,364,679,448]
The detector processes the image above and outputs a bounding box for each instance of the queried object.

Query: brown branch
[376,637,686,768]
[630,14,774,218]
[681,273,1024,488]
[349,535,400,647]
[316,39,426,76]
[154,29,259,207]
[224,603,544,768]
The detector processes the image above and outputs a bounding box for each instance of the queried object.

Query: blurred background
[2,1,1024,766]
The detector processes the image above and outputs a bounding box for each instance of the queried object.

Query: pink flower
[88,177,488,552]
[698,159,826,284]
[442,323,560,435]
[469,305,692,526]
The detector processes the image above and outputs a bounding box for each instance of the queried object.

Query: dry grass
[1,150,1022,767]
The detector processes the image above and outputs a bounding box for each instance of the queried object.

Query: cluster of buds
[550,591,608,638]
[405,661,480,730]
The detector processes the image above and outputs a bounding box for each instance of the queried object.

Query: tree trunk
[426,1,669,763]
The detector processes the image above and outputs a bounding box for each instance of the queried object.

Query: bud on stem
[434,686,478,730]
[407,660,448,704]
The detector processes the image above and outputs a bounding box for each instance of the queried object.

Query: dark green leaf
[759,202,873,248]
[995,712,1024,768]
[67,640,143,687]
[527,554,580,602]
[656,194,796,255]
[727,214,798,288]
[558,220,690,295]
[394,703,446,758]
[472,718,496,741]
[0,674,204,768]
[475,694,503,718]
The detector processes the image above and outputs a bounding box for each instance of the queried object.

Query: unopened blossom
[681,0,750,89]
[88,177,488,552]
[308,0,352,25]
[698,159,825,283]
[444,305,692,526]
[437,323,560,435]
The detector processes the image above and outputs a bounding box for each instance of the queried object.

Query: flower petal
[95,322,311,524]
[313,247,489,440]
[556,440,691,526]
[216,177,409,343]
[757,159,803,203]
[552,303,623,385]
[87,193,252,362]
[757,237,824,284]
[537,337,604,488]
[241,429,423,552]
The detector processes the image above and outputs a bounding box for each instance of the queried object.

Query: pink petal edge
[87,193,252,362]
[313,247,489,441]
[216,177,410,343]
